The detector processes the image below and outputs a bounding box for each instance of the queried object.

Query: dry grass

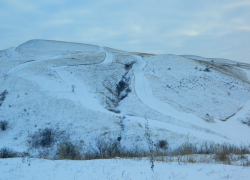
[198,61,250,84]
[58,142,82,160]
[3,135,250,166]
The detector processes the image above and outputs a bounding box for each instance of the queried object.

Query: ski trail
[132,55,209,128]
[99,46,113,64]
[52,66,114,115]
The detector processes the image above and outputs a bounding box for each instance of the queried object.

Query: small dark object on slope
[0,121,9,131]
[204,67,211,72]
[0,90,8,106]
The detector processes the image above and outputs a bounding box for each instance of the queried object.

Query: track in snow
[53,66,114,115]
[99,46,113,64]
[131,55,250,144]
[132,55,206,125]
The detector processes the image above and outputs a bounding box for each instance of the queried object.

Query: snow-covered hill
[1,39,250,155]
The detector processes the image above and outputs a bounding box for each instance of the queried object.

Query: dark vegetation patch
[30,128,66,148]
[0,148,16,158]
[2,135,250,166]
[0,121,9,131]
[0,90,8,106]
[157,140,169,149]
[103,74,131,111]
[124,62,134,71]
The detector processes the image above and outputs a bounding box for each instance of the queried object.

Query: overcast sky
[1,0,250,63]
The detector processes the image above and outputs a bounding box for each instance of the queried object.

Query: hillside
[1,39,250,154]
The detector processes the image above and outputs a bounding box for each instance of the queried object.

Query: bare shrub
[242,158,250,167]
[0,120,9,131]
[174,142,197,156]
[198,141,217,154]
[187,156,196,163]
[93,137,123,159]
[58,142,82,160]
[215,150,230,162]
[83,137,148,160]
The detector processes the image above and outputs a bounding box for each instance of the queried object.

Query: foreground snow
[1,158,250,180]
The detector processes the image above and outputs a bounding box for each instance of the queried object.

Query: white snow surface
[1,158,250,180]
[1,39,250,179]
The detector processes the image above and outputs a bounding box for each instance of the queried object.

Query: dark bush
[204,67,211,72]
[0,148,16,158]
[31,128,56,148]
[0,121,9,131]
[0,90,8,101]
[124,62,134,70]
[158,140,168,149]
[116,80,127,97]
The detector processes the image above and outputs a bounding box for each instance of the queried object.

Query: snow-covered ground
[1,39,250,179]
[1,157,250,180]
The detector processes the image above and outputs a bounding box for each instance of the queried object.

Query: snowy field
[1,157,250,180]
[1,39,250,179]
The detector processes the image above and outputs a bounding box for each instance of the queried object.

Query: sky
[0,0,250,63]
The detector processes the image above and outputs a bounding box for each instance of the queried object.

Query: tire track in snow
[4,48,245,143]
[99,47,113,64]
[127,115,228,143]
[51,56,227,142]
[131,55,250,144]
[52,66,114,115]
[132,55,216,129]
[51,58,224,143]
